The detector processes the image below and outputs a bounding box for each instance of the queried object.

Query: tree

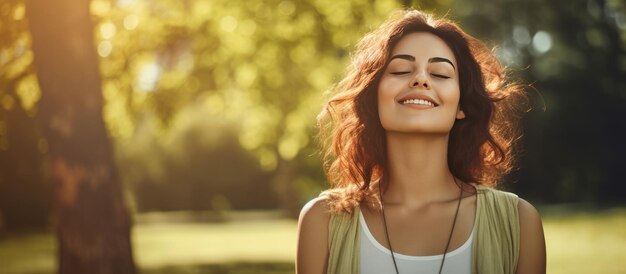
[0,0,49,231]
[24,0,136,272]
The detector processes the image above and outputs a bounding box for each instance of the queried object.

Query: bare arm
[516,198,547,274]
[296,197,331,274]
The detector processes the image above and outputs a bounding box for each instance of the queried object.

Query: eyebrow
[389,54,456,70]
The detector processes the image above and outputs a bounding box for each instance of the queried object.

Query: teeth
[402,99,435,106]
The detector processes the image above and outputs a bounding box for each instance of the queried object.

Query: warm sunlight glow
[97,41,113,57]
[136,63,160,91]
[2,95,14,111]
[90,0,111,17]
[12,4,25,20]
[100,22,117,39]
[16,74,41,112]
[220,16,238,32]
[123,14,139,30]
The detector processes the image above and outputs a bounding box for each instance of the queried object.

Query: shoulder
[478,185,542,225]
[297,196,333,243]
[475,186,546,273]
[298,196,332,227]
[516,198,547,273]
[517,198,541,225]
[516,198,544,244]
[516,198,545,246]
[475,184,519,205]
[297,196,332,274]
[476,185,541,228]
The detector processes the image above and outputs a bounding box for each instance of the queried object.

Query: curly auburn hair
[317,9,530,213]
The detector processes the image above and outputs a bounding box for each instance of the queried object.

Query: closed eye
[431,73,451,79]
[390,71,411,75]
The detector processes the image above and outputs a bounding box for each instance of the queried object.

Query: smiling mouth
[399,99,438,107]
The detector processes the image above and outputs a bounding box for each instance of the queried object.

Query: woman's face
[377,32,465,135]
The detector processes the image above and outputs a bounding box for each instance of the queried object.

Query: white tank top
[359,210,474,274]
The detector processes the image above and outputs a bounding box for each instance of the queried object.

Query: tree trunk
[24,0,136,273]
[0,90,49,231]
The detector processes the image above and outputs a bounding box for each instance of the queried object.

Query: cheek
[376,82,389,109]
[377,78,401,105]
[377,78,392,96]
[376,86,394,127]
[439,81,461,104]
[448,88,461,104]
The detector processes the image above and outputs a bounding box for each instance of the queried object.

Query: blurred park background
[0,0,625,273]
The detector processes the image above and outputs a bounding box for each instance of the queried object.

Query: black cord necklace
[379,178,464,274]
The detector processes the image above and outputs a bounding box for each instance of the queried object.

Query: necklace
[379,178,464,274]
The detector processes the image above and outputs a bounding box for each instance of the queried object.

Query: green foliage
[116,99,277,212]
[91,0,403,212]
[94,0,401,151]
[0,0,39,116]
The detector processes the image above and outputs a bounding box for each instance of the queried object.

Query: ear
[456,109,466,119]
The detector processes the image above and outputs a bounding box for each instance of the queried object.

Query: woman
[297,9,546,274]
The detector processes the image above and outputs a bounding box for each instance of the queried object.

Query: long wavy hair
[317,9,529,213]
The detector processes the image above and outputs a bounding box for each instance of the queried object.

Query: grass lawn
[1,208,625,274]
[541,207,626,274]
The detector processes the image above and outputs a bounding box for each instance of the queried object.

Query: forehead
[390,32,456,64]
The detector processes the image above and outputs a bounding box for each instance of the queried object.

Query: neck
[382,131,460,207]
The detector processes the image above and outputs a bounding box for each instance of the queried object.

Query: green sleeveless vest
[327,185,520,274]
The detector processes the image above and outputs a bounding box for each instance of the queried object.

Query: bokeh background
[1,0,625,273]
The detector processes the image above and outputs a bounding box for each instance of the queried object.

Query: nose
[410,72,430,89]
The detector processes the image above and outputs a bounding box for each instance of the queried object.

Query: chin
[385,126,453,135]
[382,120,454,134]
